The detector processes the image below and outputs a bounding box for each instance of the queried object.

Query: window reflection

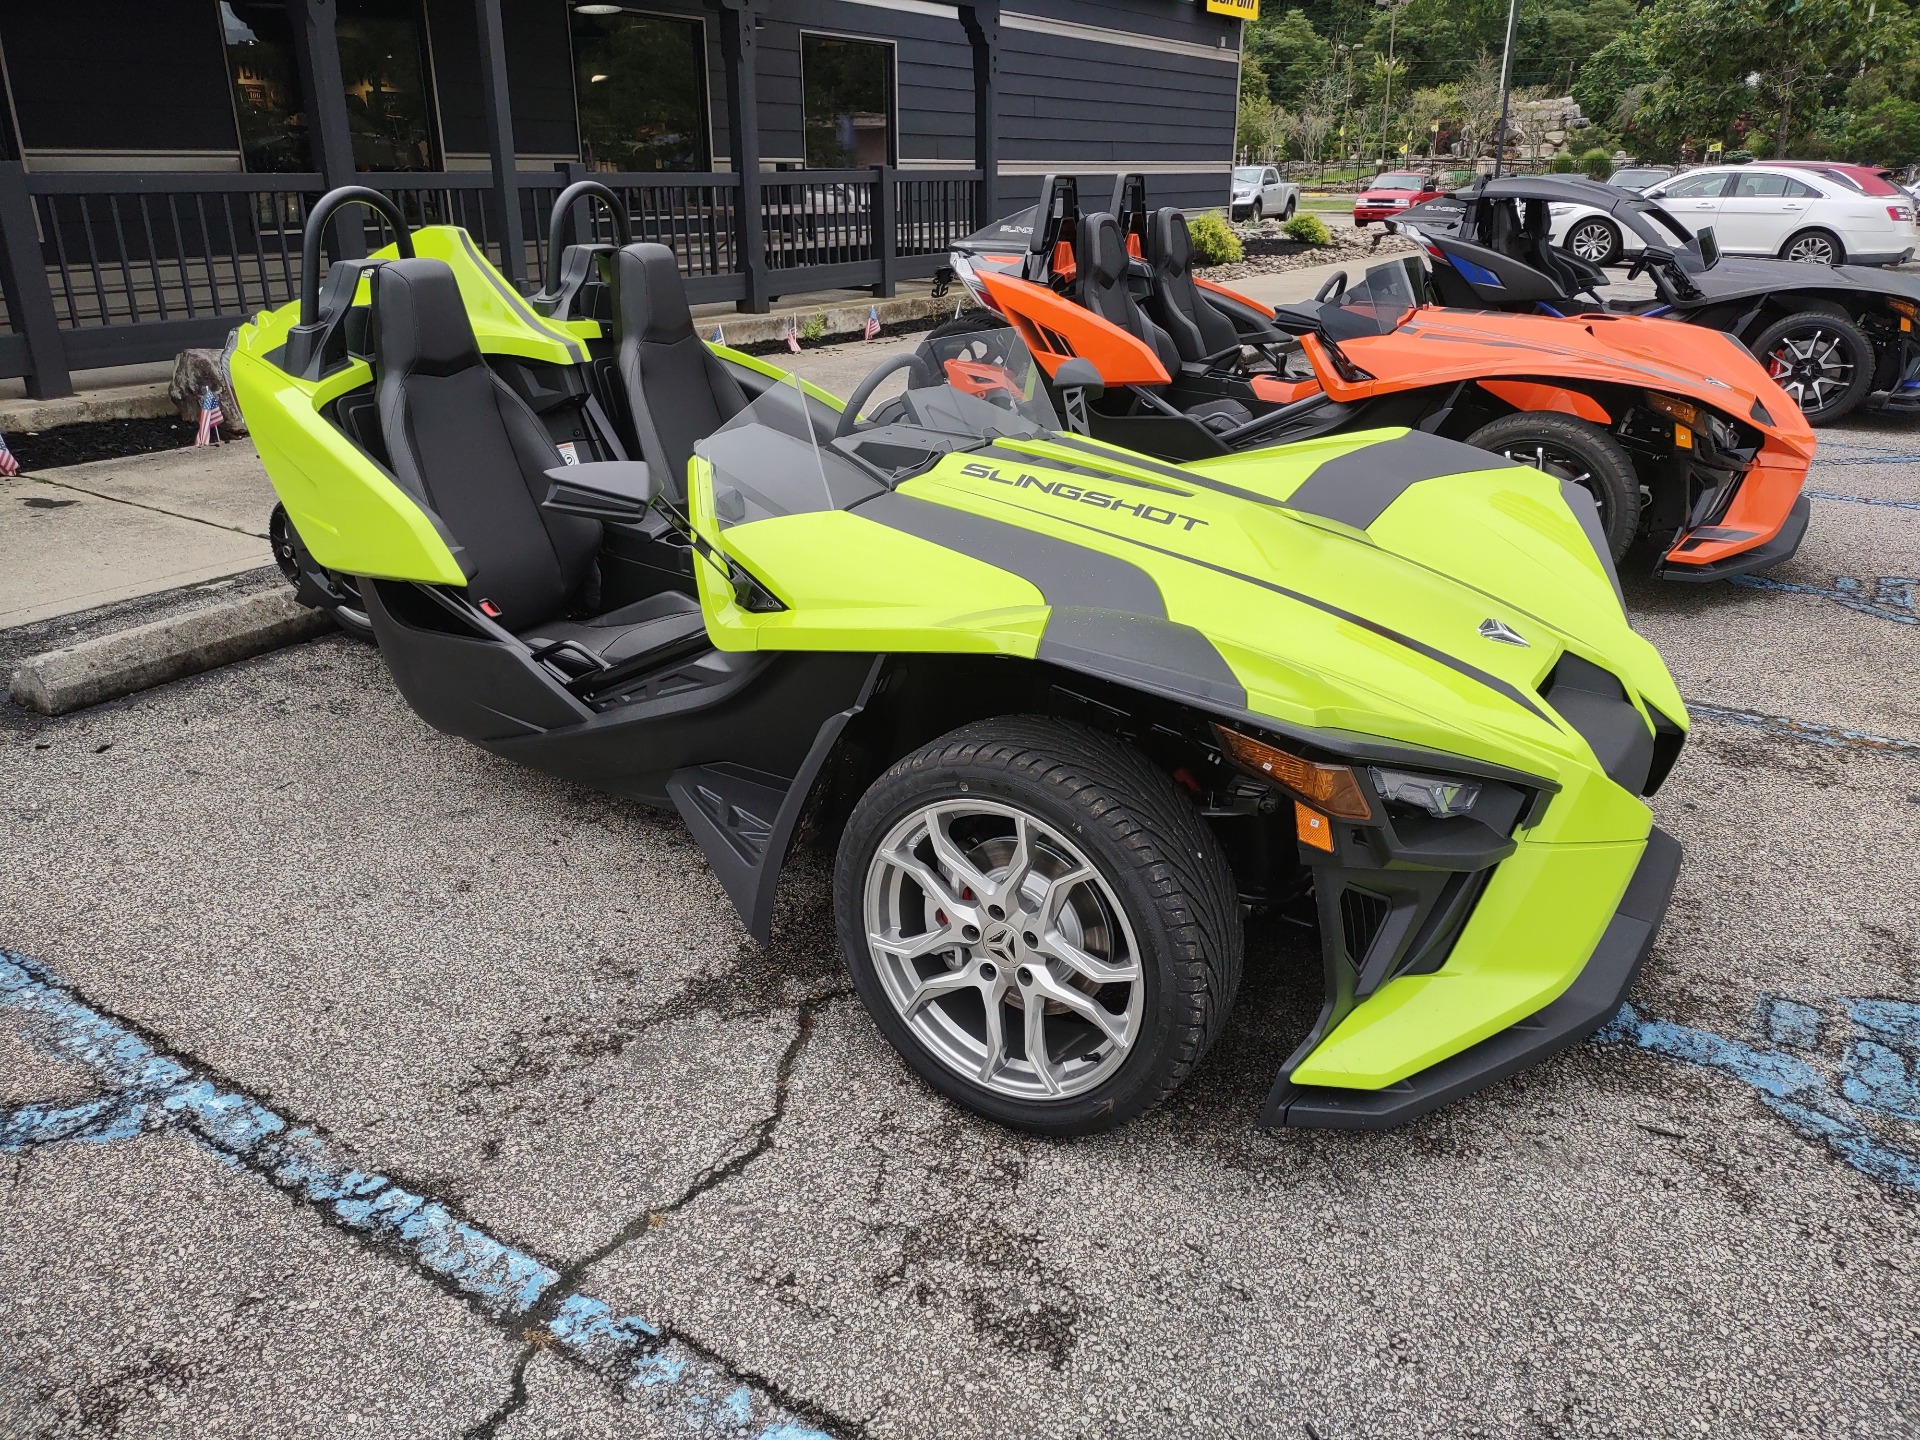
[572,13,708,172]
[337,0,437,172]
[221,1,312,172]
[803,35,892,168]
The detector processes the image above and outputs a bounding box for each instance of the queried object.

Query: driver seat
[1075,211,1182,376]
[615,242,748,506]
[371,257,706,666]
[1144,208,1244,364]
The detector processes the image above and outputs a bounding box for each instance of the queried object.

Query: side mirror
[1052,357,1105,399]
[542,461,654,522]
[1051,357,1104,436]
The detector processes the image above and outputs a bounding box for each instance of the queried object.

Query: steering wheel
[1315,270,1350,303]
[835,352,937,438]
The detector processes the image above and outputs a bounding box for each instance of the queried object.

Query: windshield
[1610,169,1670,189]
[1233,167,1264,184]
[694,328,1066,533]
[1316,256,1424,339]
[1372,173,1426,190]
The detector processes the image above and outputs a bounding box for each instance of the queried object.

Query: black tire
[834,716,1243,1135]
[1563,216,1621,266]
[1748,310,1874,424]
[1465,411,1643,560]
[1251,199,1264,221]
[269,502,376,643]
[1283,196,1297,220]
[1780,228,1844,266]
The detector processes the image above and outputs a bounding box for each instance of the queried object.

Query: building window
[802,34,892,169]
[220,2,312,172]
[571,12,708,173]
[338,0,439,171]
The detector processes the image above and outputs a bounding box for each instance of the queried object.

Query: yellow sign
[1208,0,1259,19]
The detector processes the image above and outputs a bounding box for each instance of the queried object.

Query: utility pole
[1492,0,1521,176]
[1377,0,1407,170]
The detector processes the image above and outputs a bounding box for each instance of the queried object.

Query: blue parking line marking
[1808,490,1920,511]
[1688,703,1920,758]
[1728,573,1917,623]
[0,950,832,1440]
[1598,999,1920,1194]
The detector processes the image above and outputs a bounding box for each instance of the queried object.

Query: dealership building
[0,0,1244,397]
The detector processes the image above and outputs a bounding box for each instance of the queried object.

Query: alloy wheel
[1567,220,1615,263]
[1785,234,1837,265]
[862,799,1143,1101]
[1766,327,1856,412]
[1498,440,1614,536]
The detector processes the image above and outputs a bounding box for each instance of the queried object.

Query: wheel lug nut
[1016,966,1033,987]
[979,962,997,981]
[1023,931,1037,947]
[962,925,979,941]
[988,904,1004,920]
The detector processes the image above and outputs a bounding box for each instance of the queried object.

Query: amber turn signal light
[1294,801,1335,852]
[1644,391,1700,429]
[1213,725,1372,819]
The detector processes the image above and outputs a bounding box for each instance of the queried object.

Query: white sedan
[1229,165,1298,222]
[1550,164,1918,267]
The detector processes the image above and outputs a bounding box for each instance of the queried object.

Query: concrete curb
[9,588,332,716]
[0,382,176,434]
[707,291,966,347]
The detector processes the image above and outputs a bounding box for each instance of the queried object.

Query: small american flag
[785,314,801,353]
[0,431,17,477]
[709,323,725,345]
[194,386,224,447]
[863,305,881,341]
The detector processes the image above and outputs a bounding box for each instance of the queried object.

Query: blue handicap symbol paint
[1729,572,1918,625]
[0,950,832,1440]
[1806,489,1920,512]
[1597,994,1920,1194]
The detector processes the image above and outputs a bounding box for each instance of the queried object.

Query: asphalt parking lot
[4,352,1920,1437]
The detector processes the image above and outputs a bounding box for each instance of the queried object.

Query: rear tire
[1465,412,1642,560]
[1781,228,1844,266]
[1283,196,1297,220]
[1749,310,1873,424]
[834,716,1242,1135]
[1564,217,1622,266]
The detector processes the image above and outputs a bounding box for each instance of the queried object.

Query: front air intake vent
[1540,654,1656,793]
[1340,887,1392,965]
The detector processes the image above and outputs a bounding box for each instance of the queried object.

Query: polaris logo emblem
[1478,618,1529,647]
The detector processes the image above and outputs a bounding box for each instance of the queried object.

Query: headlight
[1370,767,1482,818]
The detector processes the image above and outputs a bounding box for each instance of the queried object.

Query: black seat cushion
[1075,212,1181,376]
[373,257,599,629]
[1146,208,1241,363]
[520,589,706,666]
[615,243,748,505]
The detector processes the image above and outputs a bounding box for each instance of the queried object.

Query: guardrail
[0,162,981,398]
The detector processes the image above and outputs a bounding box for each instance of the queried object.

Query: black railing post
[0,163,71,399]
[871,165,897,298]
[716,0,768,313]
[474,0,525,286]
[285,0,364,258]
[961,1,1001,227]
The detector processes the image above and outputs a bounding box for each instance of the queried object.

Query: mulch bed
[5,416,210,473]
[1199,221,1415,282]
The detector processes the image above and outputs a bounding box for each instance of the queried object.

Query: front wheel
[1466,412,1642,560]
[1750,311,1873,424]
[1250,199,1264,221]
[270,502,375,643]
[1283,196,1297,220]
[1564,217,1622,266]
[834,716,1243,1135]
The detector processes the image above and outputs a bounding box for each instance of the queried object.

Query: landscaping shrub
[1549,151,1579,173]
[1282,212,1333,247]
[1187,213,1244,265]
[1581,148,1614,181]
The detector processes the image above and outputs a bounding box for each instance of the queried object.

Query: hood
[894,427,1683,798]
[1325,307,1815,457]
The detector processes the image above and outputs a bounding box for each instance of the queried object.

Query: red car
[1354,171,1442,225]
[1768,160,1907,197]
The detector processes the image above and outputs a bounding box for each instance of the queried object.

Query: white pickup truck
[1230,165,1299,222]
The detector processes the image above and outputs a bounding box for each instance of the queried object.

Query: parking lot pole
[717,0,769,314]
[1491,0,1520,176]
[473,0,527,288]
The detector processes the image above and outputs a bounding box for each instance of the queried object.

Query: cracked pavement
[3,407,1919,1437]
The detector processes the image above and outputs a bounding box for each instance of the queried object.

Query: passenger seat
[1075,212,1182,378]
[1144,208,1245,364]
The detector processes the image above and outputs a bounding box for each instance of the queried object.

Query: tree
[1245,8,1332,111]
[1573,35,1656,131]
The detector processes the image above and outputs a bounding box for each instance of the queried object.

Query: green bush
[1549,151,1579,173]
[1187,212,1244,266]
[800,313,827,343]
[1581,148,1613,181]
[1725,148,1754,164]
[1282,212,1333,247]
